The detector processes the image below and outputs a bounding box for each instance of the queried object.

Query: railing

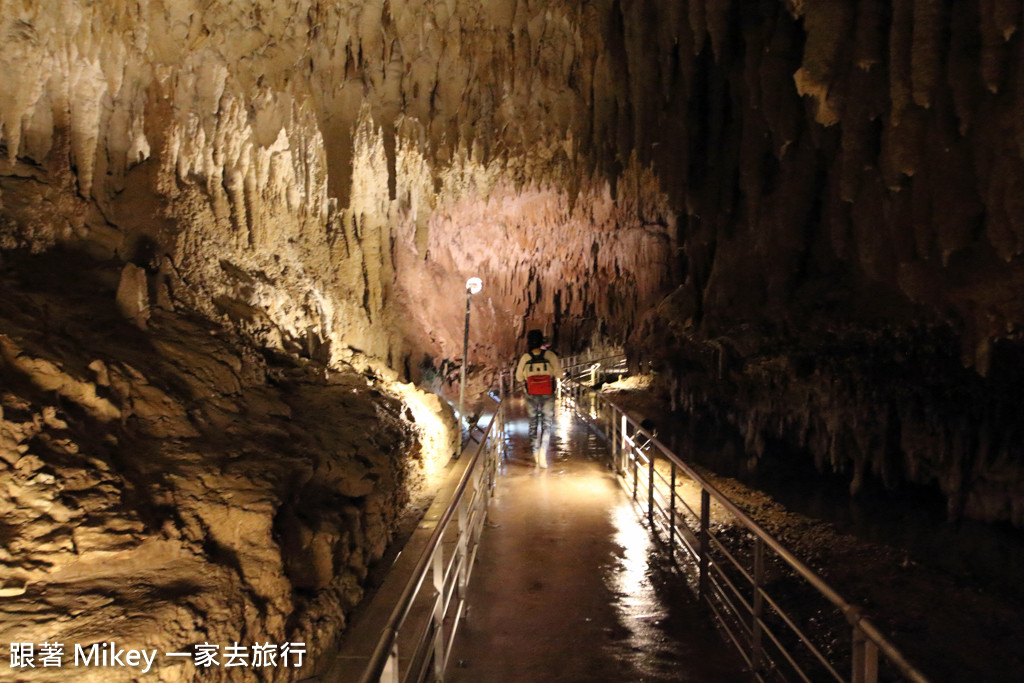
[561,347,627,384]
[359,400,506,683]
[562,378,929,683]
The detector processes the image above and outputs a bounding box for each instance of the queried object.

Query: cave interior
[2,0,1024,680]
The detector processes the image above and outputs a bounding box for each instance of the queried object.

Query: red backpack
[524,350,554,395]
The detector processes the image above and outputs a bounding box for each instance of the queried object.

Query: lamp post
[458,277,483,444]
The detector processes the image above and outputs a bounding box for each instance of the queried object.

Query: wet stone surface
[448,398,745,682]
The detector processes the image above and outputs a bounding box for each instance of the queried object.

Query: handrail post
[486,429,496,488]
[495,413,504,469]
[458,492,469,599]
[620,414,628,475]
[432,546,445,680]
[383,642,399,683]
[647,446,655,522]
[852,627,879,683]
[491,419,498,475]
[612,404,618,465]
[554,377,928,683]
[608,403,616,463]
[610,403,618,466]
[699,488,710,602]
[632,442,639,502]
[359,400,509,683]
[669,464,677,557]
[752,537,765,671]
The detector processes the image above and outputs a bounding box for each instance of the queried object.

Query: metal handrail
[563,376,929,683]
[359,400,506,683]
[561,345,624,368]
[562,348,627,387]
[562,353,626,372]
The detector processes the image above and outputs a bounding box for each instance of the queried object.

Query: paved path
[447,398,745,683]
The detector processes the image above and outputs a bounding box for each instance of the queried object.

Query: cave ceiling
[2,1,1024,369]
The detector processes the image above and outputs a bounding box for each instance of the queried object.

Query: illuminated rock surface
[0,253,457,680]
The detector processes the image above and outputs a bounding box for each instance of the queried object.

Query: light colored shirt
[515,348,563,383]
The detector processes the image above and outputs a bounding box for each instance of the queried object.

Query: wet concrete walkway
[447,398,745,683]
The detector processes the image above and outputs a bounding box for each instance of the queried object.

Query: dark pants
[526,394,555,465]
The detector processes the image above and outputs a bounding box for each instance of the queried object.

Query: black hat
[526,329,545,349]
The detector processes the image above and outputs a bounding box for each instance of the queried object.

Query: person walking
[514,329,563,466]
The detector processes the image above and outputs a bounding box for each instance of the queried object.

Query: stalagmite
[115,262,150,329]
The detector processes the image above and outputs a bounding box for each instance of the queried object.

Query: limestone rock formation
[0,0,675,379]
[115,262,151,329]
[4,0,1024,676]
[620,0,1024,527]
[0,252,457,680]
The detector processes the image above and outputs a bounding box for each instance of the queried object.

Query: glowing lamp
[457,277,483,448]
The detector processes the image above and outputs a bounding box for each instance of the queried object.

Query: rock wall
[626,0,1024,363]
[0,252,458,680]
[620,1,1024,526]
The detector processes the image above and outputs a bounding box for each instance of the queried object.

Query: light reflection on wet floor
[448,399,745,682]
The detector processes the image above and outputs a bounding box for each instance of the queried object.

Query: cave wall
[621,0,1024,362]
[0,252,460,679]
[615,0,1024,525]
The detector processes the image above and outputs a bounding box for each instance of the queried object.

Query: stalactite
[838,64,886,202]
[1015,29,1024,158]
[759,8,802,154]
[947,1,985,136]
[881,105,927,188]
[929,131,984,266]
[984,155,1024,261]
[704,0,732,65]
[793,0,852,126]
[852,0,886,70]
[981,0,1011,92]
[910,0,944,109]
[990,0,1020,40]
[888,0,914,125]
[688,0,708,57]
[6,0,1024,530]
